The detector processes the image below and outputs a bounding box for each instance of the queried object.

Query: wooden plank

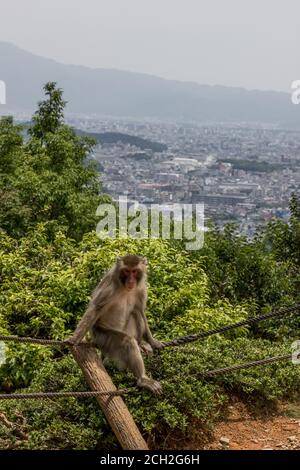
[70,344,148,450]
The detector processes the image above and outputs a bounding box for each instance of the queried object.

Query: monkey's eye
[123,269,130,276]
[131,269,137,275]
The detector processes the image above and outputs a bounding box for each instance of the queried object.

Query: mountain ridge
[0,42,299,126]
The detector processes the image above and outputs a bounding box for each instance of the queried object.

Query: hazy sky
[1,0,299,92]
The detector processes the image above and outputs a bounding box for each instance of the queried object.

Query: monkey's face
[118,255,147,290]
[120,267,141,290]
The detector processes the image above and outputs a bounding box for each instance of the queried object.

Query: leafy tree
[0,117,29,236]
[0,116,23,174]
[259,193,300,302]
[29,82,66,141]
[190,223,293,309]
[0,83,105,239]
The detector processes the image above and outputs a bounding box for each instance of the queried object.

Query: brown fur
[66,255,162,395]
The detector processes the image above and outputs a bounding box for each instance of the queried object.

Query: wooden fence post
[70,345,148,450]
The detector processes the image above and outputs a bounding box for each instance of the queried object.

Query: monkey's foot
[137,377,162,395]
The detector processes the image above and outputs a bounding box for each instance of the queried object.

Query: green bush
[0,228,299,449]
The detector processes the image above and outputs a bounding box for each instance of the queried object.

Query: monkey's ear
[142,257,148,266]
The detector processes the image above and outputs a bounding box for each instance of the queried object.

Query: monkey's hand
[64,335,82,346]
[149,338,164,350]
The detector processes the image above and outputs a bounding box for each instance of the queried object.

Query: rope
[0,335,64,346]
[0,353,293,400]
[0,305,296,405]
[0,335,94,347]
[161,304,300,348]
[204,353,291,377]
[0,352,295,402]
[0,388,133,400]
[0,304,298,349]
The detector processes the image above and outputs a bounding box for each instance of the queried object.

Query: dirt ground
[156,399,300,450]
[204,401,300,450]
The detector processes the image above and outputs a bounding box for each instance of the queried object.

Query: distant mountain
[75,130,167,152]
[0,42,299,127]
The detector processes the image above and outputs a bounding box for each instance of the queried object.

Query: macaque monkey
[66,255,163,394]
